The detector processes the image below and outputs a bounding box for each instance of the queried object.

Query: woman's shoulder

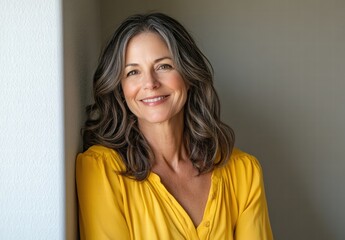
[220,147,263,183]
[77,145,126,171]
[229,148,261,168]
[81,144,116,155]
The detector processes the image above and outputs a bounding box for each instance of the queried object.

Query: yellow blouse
[76,145,273,240]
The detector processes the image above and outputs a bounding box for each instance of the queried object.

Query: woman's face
[121,32,188,126]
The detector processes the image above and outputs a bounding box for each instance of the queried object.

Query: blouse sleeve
[234,154,274,240]
[76,150,130,240]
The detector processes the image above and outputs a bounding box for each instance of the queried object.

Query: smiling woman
[76,12,273,240]
[121,32,188,125]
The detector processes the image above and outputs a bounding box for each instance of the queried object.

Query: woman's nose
[143,71,160,90]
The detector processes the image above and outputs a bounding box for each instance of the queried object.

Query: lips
[141,95,169,103]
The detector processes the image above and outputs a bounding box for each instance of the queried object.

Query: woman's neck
[138,111,187,170]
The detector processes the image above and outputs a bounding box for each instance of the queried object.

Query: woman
[77,12,273,240]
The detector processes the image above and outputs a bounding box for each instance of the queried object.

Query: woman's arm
[234,154,274,240]
[76,150,130,240]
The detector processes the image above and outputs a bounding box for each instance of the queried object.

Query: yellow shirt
[76,145,273,240]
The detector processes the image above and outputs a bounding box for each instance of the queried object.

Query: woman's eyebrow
[124,63,139,68]
[154,56,172,63]
[125,56,172,68]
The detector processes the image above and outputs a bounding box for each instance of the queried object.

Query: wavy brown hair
[83,12,235,180]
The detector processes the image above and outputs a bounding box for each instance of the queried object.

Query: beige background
[63,0,345,239]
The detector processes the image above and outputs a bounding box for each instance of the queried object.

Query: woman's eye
[126,70,138,77]
[158,64,172,70]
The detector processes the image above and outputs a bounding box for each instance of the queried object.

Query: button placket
[211,191,216,200]
[204,221,210,227]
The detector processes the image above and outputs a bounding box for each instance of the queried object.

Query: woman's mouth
[141,95,169,103]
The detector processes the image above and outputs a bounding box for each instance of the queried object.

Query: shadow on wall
[220,83,333,240]
[63,0,101,239]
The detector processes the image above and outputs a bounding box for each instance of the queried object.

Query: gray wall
[100,0,345,239]
[63,0,101,239]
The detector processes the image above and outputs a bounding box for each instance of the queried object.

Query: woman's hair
[83,12,235,180]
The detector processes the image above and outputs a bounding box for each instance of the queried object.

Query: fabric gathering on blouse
[76,145,273,240]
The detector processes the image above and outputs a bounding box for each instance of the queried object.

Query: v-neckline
[147,168,220,231]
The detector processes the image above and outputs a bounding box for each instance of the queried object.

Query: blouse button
[204,221,210,227]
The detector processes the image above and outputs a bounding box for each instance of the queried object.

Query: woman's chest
[120,172,238,240]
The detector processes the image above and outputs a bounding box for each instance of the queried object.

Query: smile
[141,95,168,103]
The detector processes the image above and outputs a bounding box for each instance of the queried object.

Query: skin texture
[121,32,211,226]
[121,32,188,127]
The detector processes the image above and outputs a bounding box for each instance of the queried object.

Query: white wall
[101,1,345,239]
[0,0,64,239]
[63,0,101,239]
[0,0,101,239]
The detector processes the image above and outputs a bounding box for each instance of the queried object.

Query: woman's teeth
[142,96,166,103]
